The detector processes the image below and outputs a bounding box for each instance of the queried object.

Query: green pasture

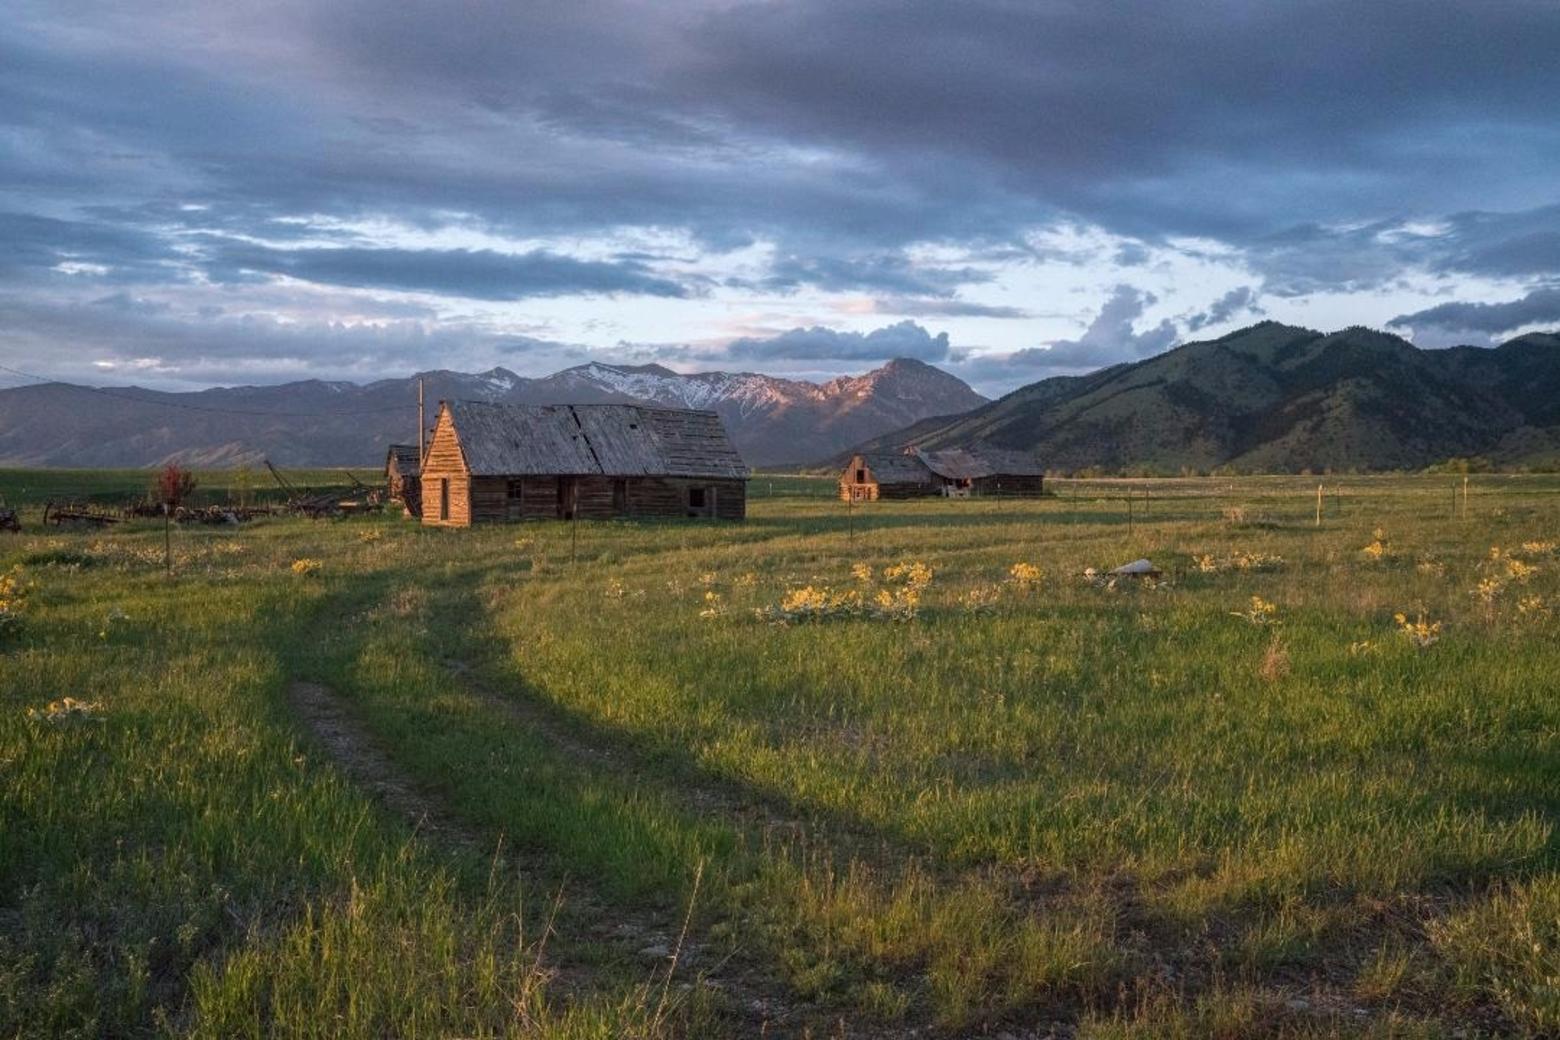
[3,472,1559,1037]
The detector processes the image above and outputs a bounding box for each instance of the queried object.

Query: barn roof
[913,446,1045,479]
[386,443,421,475]
[444,401,750,479]
[850,452,935,483]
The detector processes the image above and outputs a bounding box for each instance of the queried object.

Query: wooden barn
[839,446,1045,500]
[421,401,750,526]
[915,447,1046,497]
[385,444,422,517]
[839,452,939,501]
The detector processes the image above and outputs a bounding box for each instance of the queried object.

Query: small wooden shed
[421,401,750,526]
[915,447,1046,497]
[839,452,939,501]
[385,444,422,517]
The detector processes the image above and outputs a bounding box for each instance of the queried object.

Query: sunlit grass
[3,472,1559,1035]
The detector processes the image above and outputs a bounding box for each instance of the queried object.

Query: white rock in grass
[1110,558,1160,576]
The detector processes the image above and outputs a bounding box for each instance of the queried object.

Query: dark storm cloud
[725,321,951,363]
[4,0,1560,384]
[199,241,695,301]
[1388,286,1560,337]
[13,2,1560,260]
[0,211,184,282]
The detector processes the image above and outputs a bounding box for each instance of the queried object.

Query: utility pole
[417,378,426,463]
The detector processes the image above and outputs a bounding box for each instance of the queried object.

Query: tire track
[285,679,811,1037]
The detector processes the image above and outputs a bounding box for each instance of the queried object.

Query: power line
[0,362,414,418]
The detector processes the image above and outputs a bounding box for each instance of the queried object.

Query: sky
[3,0,1559,397]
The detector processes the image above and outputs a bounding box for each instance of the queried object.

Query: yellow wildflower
[1506,558,1539,583]
[1008,562,1043,586]
[1232,596,1278,626]
[1394,612,1443,649]
[1516,595,1550,620]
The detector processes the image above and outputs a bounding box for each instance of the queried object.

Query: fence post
[1315,484,1322,527]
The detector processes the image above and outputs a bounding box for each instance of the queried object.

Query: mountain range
[854,322,1560,472]
[6,322,1558,473]
[0,357,986,468]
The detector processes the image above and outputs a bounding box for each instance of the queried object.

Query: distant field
[3,472,1560,1037]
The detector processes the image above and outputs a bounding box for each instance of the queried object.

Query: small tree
[153,463,198,508]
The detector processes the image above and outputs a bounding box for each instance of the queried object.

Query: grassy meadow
[3,471,1560,1037]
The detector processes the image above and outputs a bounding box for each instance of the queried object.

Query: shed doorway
[557,477,577,520]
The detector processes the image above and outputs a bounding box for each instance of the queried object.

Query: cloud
[1034,285,1177,368]
[1388,286,1560,339]
[876,298,1031,319]
[724,320,951,362]
[4,1,1560,386]
[944,285,1179,392]
[1187,286,1263,331]
[200,242,694,300]
[756,254,992,297]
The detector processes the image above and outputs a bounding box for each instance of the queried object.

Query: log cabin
[421,401,750,526]
[385,444,422,518]
[839,446,1045,500]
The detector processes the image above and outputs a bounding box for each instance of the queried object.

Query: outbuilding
[914,447,1046,497]
[421,401,750,526]
[385,443,422,517]
[839,452,939,501]
[839,446,1045,500]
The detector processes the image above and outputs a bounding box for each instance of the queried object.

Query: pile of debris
[43,501,128,527]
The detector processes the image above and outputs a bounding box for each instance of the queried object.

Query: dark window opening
[439,478,449,520]
[612,478,627,513]
[688,487,706,509]
[855,468,865,483]
[506,479,524,499]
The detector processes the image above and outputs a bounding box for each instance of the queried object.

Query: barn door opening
[439,478,450,521]
[612,478,627,515]
[506,479,524,521]
[557,477,577,520]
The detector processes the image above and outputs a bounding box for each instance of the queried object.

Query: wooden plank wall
[973,475,1045,497]
[421,410,472,526]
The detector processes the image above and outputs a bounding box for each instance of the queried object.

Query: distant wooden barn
[916,447,1046,497]
[839,446,1045,500]
[385,444,422,517]
[839,452,939,501]
[421,401,750,526]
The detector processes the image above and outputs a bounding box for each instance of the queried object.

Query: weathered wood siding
[425,402,748,525]
[838,454,937,501]
[972,474,1045,497]
[388,472,423,518]
[439,471,745,524]
[421,411,471,527]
